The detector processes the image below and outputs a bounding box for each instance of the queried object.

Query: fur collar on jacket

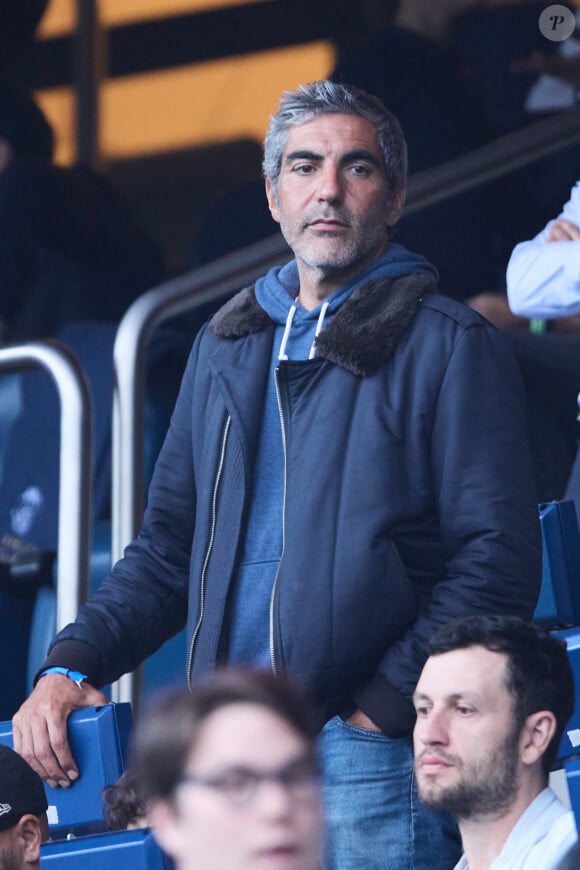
[209,271,435,377]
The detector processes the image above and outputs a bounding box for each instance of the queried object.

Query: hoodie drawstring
[277,304,297,361]
[277,299,330,362]
[309,301,329,360]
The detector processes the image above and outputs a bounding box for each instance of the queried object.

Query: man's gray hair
[263,80,407,197]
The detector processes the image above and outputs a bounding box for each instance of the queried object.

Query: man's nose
[253,777,295,820]
[317,165,342,203]
[415,710,449,747]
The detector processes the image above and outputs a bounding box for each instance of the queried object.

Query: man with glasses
[132,669,323,870]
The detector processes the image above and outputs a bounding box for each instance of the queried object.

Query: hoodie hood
[254,242,438,326]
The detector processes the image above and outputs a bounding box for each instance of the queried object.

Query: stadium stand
[1,5,578,863]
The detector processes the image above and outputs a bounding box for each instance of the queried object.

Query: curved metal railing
[0,342,93,630]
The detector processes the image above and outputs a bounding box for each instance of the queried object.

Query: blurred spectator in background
[507,180,580,325]
[133,670,323,870]
[451,0,580,222]
[0,81,166,344]
[0,1,48,89]
[507,180,580,517]
[0,744,48,870]
[450,0,555,133]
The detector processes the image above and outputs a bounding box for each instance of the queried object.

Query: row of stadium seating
[0,499,578,865]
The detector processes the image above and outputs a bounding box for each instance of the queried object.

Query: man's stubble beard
[0,846,22,870]
[417,726,522,822]
[277,200,393,278]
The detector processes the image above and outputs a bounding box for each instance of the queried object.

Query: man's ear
[14,814,42,864]
[387,186,406,227]
[265,178,281,224]
[519,710,557,767]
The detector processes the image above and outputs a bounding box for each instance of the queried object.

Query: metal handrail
[111,105,580,708]
[0,342,93,629]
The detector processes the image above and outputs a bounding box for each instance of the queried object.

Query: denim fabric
[318,715,462,869]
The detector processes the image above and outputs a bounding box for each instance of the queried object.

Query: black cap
[0,744,48,832]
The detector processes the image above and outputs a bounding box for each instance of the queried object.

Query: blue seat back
[41,827,173,868]
[534,501,580,627]
[552,626,580,760]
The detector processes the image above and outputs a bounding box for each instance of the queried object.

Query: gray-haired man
[14,80,541,868]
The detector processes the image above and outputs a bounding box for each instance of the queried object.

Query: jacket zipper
[187,414,231,689]
[269,368,288,674]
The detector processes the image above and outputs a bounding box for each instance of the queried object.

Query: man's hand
[12,674,107,788]
[547,219,580,243]
[346,708,382,732]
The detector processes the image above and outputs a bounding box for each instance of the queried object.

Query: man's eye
[456,705,474,716]
[293,163,316,174]
[214,770,257,795]
[414,705,430,717]
[349,164,371,176]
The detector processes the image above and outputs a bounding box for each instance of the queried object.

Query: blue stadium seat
[41,827,173,868]
[0,702,132,838]
[534,501,580,627]
[552,626,580,761]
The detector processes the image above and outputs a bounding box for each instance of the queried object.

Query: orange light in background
[36,0,335,165]
[101,42,335,159]
[100,0,271,26]
[36,41,335,165]
[37,0,75,37]
[38,0,271,37]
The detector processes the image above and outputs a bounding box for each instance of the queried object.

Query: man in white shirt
[507,181,580,515]
[507,181,580,321]
[413,615,580,869]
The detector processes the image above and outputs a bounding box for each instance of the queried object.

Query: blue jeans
[318,715,462,869]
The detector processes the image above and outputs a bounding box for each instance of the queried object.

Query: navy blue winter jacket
[43,271,541,736]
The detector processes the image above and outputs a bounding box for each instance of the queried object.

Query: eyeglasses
[176,755,321,806]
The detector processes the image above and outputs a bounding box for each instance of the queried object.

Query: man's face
[413,647,522,820]
[265,113,404,291]
[151,702,322,870]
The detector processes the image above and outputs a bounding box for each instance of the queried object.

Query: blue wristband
[39,667,88,689]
